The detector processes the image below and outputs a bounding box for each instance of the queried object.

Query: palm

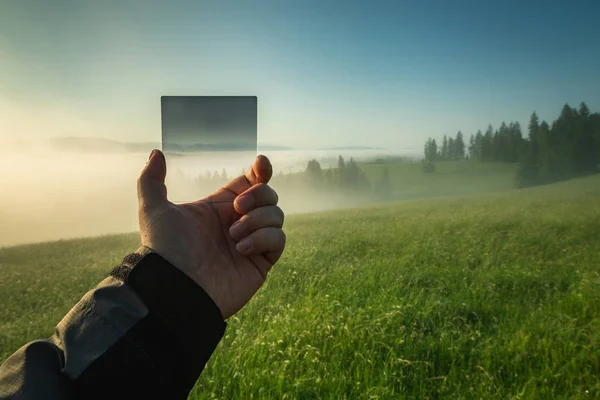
[138,153,283,319]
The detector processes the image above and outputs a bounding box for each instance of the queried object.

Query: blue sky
[1,0,599,151]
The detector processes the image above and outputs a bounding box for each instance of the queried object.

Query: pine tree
[442,135,449,161]
[592,112,600,167]
[424,138,438,162]
[468,134,475,159]
[508,122,523,162]
[337,155,347,187]
[528,111,540,162]
[448,137,455,161]
[497,122,510,162]
[481,125,494,161]
[347,158,360,188]
[491,129,500,161]
[573,102,598,175]
[553,104,577,178]
[306,159,323,186]
[455,131,465,160]
[516,112,541,186]
[474,130,483,160]
[537,121,552,183]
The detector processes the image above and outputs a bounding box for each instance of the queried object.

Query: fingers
[233,183,278,214]
[229,205,284,241]
[222,155,273,196]
[137,150,168,212]
[227,181,285,272]
[220,154,284,271]
[254,155,273,183]
[235,227,286,261]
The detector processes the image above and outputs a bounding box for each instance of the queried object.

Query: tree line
[170,168,233,188]
[304,156,392,197]
[424,131,467,162]
[423,102,600,187]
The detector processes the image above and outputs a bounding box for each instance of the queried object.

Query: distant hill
[318,146,388,151]
[46,137,293,153]
[11,136,395,154]
[49,137,158,153]
[258,144,295,151]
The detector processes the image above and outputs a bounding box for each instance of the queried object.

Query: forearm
[0,247,226,400]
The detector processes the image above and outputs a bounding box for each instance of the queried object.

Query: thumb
[137,149,168,211]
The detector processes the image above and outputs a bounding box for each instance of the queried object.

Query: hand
[136,150,286,319]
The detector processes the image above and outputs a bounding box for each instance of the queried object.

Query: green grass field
[0,166,599,399]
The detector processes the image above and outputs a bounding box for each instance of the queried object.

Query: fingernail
[235,195,253,211]
[148,149,157,162]
[157,150,166,170]
[229,220,243,239]
[236,238,253,254]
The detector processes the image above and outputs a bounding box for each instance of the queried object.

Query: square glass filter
[160,96,258,203]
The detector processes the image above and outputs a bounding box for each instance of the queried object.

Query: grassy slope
[0,171,599,399]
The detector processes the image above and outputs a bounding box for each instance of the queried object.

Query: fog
[0,143,411,247]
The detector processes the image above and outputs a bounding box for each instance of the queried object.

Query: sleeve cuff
[109,247,226,393]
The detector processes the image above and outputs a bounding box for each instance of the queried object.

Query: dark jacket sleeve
[0,246,226,400]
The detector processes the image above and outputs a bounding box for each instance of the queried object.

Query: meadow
[0,164,598,399]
